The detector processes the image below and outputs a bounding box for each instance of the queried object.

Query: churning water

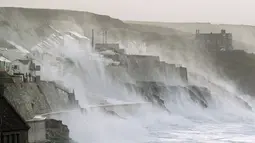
[34,32,255,143]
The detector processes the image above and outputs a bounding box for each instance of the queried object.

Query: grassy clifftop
[127,21,255,53]
[0,7,191,50]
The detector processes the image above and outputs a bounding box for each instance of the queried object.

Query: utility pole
[105,31,108,44]
[99,29,109,44]
[102,31,105,43]
[91,29,94,48]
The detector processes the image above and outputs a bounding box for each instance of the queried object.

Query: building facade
[95,43,125,54]
[0,54,11,72]
[195,29,233,51]
[27,119,71,143]
[10,59,41,82]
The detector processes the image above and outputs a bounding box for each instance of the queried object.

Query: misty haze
[1,1,255,143]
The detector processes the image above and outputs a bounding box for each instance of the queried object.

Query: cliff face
[0,7,190,51]
[4,81,78,120]
[212,50,255,96]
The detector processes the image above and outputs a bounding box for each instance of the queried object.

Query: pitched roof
[0,49,27,61]
[0,39,16,49]
[0,55,11,63]
[18,59,30,65]
[0,95,30,132]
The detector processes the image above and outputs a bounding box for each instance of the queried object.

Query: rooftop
[0,39,16,49]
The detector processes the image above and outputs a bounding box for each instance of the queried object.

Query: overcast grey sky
[1,0,255,25]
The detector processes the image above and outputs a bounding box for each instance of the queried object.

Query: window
[1,133,20,143]
[13,65,19,70]
[11,134,15,143]
[6,135,9,143]
[16,134,20,143]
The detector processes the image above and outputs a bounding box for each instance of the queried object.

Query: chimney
[221,29,226,34]
[195,30,200,39]
[196,29,200,34]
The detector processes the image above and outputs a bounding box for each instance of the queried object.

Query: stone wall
[37,81,71,111]
[27,120,46,143]
[27,119,73,143]
[125,81,212,108]
[106,57,189,85]
[95,43,124,54]
[105,65,133,83]
[124,55,160,82]
[4,82,52,120]
[4,81,79,120]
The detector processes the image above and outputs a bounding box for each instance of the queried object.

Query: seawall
[4,80,79,120]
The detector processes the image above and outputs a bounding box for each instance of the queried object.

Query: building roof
[0,39,16,49]
[0,49,28,61]
[0,70,29,132]
[0,95,30,132]
[18,59,30,65]
[195,29,232,38]
[0,55,11,63]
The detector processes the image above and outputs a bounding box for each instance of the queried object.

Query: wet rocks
[187,86,211,108]
[125,81,211,109]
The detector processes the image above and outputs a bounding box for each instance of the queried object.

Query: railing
[32,102,151,118]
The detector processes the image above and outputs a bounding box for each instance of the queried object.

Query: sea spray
[32,30,255,143]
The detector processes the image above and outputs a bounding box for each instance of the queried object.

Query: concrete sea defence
[124,81,211,109]
[4,80,79,121]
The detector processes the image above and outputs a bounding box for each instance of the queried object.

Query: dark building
[95,43,127,66]
[95,43,125,54]
[0,70,30,143]
[0,96,30,143]
[179,66,188,83]
[195,29,233,51]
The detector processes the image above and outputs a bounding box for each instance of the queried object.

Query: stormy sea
[2,7,255,143]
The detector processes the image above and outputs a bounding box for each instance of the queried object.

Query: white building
[0,54,11,72]
[11,58,41,82]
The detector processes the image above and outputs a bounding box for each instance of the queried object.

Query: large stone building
[195,29,233,51]
[95,43,125,54]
